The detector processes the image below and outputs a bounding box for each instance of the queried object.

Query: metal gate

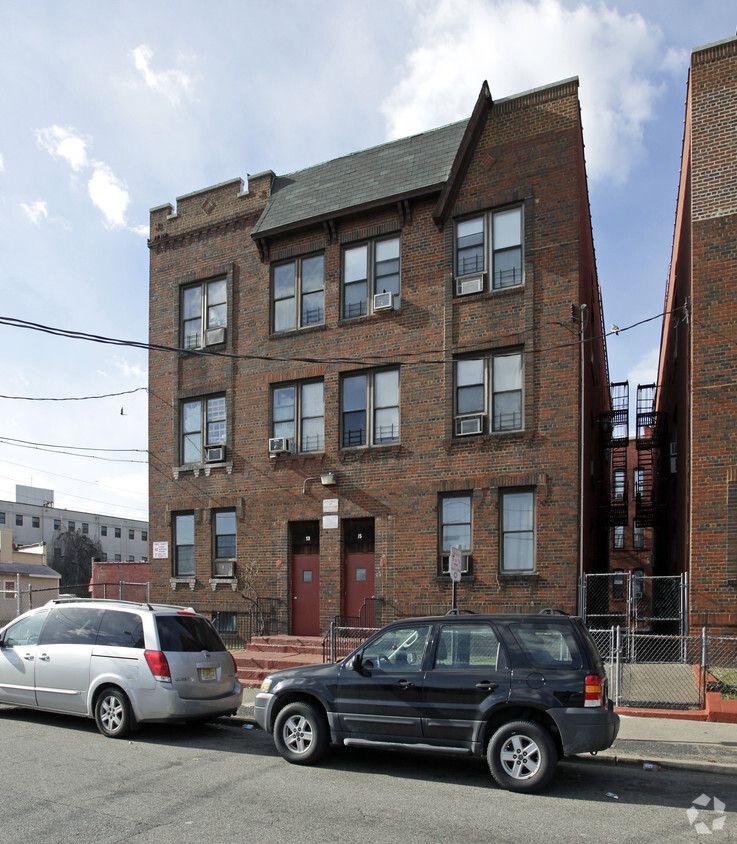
[581,572,687,639]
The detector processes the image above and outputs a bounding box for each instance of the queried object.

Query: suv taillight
[145,650,172,682]
[584,674,603,707]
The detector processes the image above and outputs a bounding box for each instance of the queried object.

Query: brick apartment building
[654,35,737,634]
[147,79,610,635]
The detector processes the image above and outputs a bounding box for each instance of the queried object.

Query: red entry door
[343,552,375,620]
[291,552,320,635]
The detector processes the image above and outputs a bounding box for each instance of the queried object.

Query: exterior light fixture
[302,472,337,494]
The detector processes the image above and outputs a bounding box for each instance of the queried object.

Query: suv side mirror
[348,653,371,676]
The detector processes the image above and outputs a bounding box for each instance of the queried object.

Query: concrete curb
[570,752,737,779]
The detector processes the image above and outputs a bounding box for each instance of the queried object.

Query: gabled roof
[252,119,469,239]
[0,561,61,578]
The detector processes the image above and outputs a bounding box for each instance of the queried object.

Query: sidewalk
[236,688,737,777]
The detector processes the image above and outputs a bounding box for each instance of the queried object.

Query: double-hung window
[439,494,472,575]
[500,489,535,573]
[271,380,324,453]
[633,520,645,549]
[341,368,399,448]
[182,395,226,464]
[174,513,195,577]
[273,254,325,332]
[613,525,625,550]
[2,579,16,599]
[343,236,400,318]
[182,277,227,349]
[455,350,523,435]
[455,206,523,293]
[213,509,236,576]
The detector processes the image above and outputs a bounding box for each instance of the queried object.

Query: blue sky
[0,0,734,521]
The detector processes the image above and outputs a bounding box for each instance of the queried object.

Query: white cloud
[35,125,91,171]
[20,200,49,224]
[628,346,659,387]
[115,357,147,380]
[87,162,130,228]
[131,44,194,104]
[0,152,4,172]
[381,0,682,185]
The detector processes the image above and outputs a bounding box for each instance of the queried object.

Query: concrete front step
[232,634,326,687]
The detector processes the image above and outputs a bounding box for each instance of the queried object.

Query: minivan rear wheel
[95,686,133,738]
[487,719,556,793]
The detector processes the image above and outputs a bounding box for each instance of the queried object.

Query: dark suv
[255,613,619,792]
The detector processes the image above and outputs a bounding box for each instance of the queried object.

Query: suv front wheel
[487,720,557,793]
[273,701,329,765]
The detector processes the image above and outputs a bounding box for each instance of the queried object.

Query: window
[182,277,227,349]
[439,494,472,575]
[633,520,645,549]
[2,580,16,599]
[39,608,104,646]
[213,510,236,576]
[129,529,135,540]
[0,512,4,524]
[127,555,135,562]
[633,468,644,498]
[342,236,400,319]
[81,522,88,534]
[142,531,148,542]
[613,525,624,550]
[114,554,122,562]
[114,527,121,539]
[97,610,144,648]
[434,623,501,669]
[101,525,108,537]
[32,516,40,529]
[455,351,523,434]
[54,518,61,530]
[360,623,430,670]
[273,254,324,331]
[16,514,23,526]
[181,395,226,464]
[633,568,644,598]
[341,368,399,447]
[612,569,625,600]
[511,623,579,668]
[271,380,324,453]
[2,611,47,646]
[174,513,195,577]
[455,206,523,292]
[500,490,535,572]
[613,470,625,500]
[67,521,75,532]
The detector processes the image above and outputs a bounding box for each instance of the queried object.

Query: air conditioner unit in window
[206,326,226,345]
[669,442,678,457]
[214,560,235,577]
[456,274,484,296]
[205,446,226,462]
[268,437,292,455]
[442,554,471,574]
[455,414,485,436]
[373,291,398,311]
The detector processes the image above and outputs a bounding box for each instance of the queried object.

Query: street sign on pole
[449,546,463,582]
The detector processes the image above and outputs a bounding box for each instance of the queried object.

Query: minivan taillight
[584,674,603,707]
[145,650,172,682]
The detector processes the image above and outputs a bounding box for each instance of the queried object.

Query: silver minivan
[0,598,242,737]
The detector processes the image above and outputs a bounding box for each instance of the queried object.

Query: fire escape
[635,384,665,527]
[600,382,629,527]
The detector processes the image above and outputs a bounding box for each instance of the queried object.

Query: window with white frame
[182,277,227,350]
[455,351,523,434]
[341,368,399,448]
[181,395,226,464]
[633,520,645,549]
[613,525,625,550]
[272,253,325,332]
[342,236,400,319]
[2,579,16,599]
[271,380,324,453]
[16,514,23,526]
[613,470,625,500]
[500,489,535,573]
[633,468,644,498]
[455,206,523,293]
[213,510,236,576]
[438,494,472,575]
[174,513,195,577]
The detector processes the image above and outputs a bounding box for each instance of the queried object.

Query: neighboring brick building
[147,79,610,635]
[655,36,737,634]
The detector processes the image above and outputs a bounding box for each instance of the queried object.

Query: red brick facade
[147,80,610,632]
[656,36,737,632]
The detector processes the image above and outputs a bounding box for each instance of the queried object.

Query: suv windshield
[156,615,225,652]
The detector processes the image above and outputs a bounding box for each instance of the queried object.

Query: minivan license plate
[199,667,217,681]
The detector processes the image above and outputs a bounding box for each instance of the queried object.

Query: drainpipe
[578,304,588,615]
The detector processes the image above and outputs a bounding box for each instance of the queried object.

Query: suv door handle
[397,679,414,688]
[475,681,498,691]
